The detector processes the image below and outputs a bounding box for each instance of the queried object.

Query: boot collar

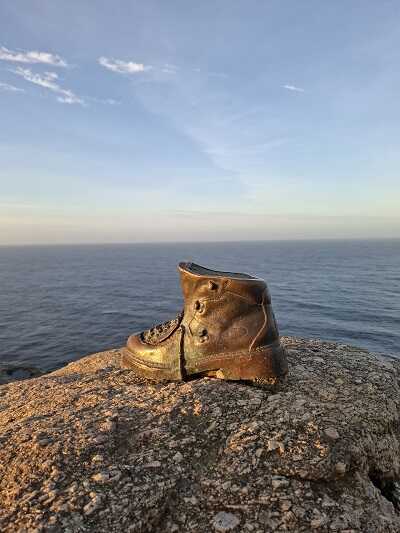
[178,261,264,282]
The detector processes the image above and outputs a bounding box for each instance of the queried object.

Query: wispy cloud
[282,84,305,93]
[161,63,178,74]
[0,46,67,67]
[98,56,151,74]
[204,138,289,157]
[0,81,24,93]
[192,67,228,79]
[90,97,120,105]
[12,67,84,105]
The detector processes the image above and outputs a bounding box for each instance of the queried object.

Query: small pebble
[83,494,102,515]
[93,434,107,444]
[324,427,340,440]
[335,462,347,475]
[280,500,292,511]
[144,461,161,468]
[101,420,116,432]
[267,439,284,453]
[271,476,290,489]
[173,451,184,463]
[92,472,109,483]
[212,511,240,532]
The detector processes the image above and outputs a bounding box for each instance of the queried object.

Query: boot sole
[121,341,287,382]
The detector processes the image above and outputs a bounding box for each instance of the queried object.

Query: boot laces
[141,310,184,345]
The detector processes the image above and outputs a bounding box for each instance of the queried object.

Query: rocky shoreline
[1,337,400,532]
[0,364,43,386]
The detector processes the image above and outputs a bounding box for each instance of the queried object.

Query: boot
[121,262,288,382]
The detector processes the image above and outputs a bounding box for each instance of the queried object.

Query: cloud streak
[0,46,67,67]
[12,67,84,105]
[98,56,151,74]
[89,97,120,105]
[282,84,305,92]
[161,63,178,74]
[204,138,289,157]
[0,81,24,93]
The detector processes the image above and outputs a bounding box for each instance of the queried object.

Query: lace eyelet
[194,300,205,313]
[198,328,208,342]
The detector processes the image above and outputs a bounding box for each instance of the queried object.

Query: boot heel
[205,343,288,382]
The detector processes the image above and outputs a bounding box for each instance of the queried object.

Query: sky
[0,0,399,245]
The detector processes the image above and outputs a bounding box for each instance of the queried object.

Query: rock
[271,475,290,489]
[267,439,285,453]
[100,419,116,432]
[324,427,340,440]
[144,461,161,468]
[335,462,347,475]
[83,494,102,515]
[183,495,198,505]
[92,434,107,444]
[0,338,400,532]
[172,451,183,463]
[92,472,109,483]
[212,511,240,531]
[0,364,43,385]
[310,515,326,528]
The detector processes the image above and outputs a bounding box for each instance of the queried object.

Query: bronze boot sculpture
[121,262,288,382]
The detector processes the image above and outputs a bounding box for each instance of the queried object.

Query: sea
[0,239,399,374]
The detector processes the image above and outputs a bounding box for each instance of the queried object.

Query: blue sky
[1,0,399,244]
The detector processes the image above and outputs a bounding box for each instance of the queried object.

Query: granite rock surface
[0,337,400,532]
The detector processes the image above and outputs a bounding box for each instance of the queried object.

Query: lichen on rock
[0,337,400,532]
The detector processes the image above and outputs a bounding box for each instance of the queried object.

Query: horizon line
[1,236,399,248]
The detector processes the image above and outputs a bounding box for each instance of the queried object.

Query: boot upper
[178,262,280,370]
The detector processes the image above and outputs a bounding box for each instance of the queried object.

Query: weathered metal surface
[122,262,288,381]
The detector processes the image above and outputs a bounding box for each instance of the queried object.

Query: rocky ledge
[1,337,400,532]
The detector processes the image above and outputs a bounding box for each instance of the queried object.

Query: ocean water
[0,239,399,373]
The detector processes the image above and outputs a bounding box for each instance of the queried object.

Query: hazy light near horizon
[1,209,399,246]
